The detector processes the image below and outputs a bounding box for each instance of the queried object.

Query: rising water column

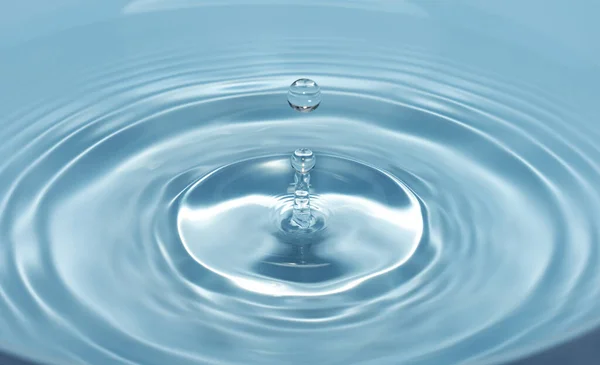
[290,148,316,229]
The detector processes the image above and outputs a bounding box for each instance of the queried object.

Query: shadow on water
[504,327,600,365]
[0,352,40,365]
[2,326,600,365]
[253,229,348,284]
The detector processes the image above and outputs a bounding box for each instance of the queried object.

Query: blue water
[1,1,600,365]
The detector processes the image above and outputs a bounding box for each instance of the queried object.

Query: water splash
[290,148,316,229]
[0,6,599,365]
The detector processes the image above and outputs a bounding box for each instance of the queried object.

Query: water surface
[1,1,600,365]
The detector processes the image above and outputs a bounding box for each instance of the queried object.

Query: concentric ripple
[177,154,423,297]
[1,4,600,365]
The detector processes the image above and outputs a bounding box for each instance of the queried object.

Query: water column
[290,148,316,229]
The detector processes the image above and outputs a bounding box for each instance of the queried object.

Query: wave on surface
[0,5,599,365]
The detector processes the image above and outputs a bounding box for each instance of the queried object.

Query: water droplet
[287,79,321,112]
[291,148,316,173]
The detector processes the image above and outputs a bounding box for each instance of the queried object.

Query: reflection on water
[0,1,599,365]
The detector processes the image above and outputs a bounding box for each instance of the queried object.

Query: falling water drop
[287,79,321,112]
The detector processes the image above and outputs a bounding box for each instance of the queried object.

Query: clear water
[289,148,315,229]
[1,1,599,365]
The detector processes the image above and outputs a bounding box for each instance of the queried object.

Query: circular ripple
[0,6,599,365]
[177,154,423,296]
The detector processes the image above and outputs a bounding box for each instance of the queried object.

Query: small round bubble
[291,148,316,173]
[287,79,321,112]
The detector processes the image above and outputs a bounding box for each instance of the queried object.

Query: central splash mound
[177,154,424,296]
